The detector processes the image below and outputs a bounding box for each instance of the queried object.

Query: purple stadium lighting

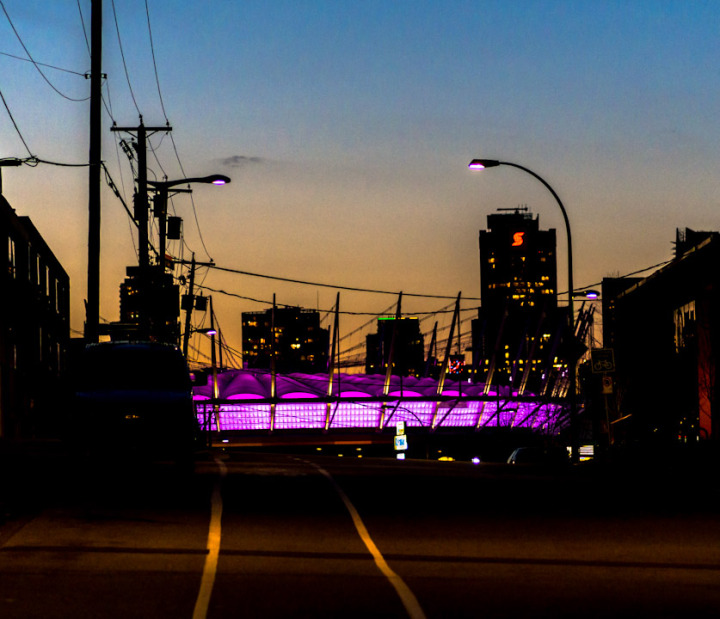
[192,370,569,433]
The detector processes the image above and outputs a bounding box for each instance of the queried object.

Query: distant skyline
[1,1,718,361]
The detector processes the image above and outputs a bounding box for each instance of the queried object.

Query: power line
[0,89,33,157]
[76,0,91,57]
[195,283,477,317]
[0,0,89,102]
[207,264,482,301]
[169,132,213,261]
[144,0,168,121]
[0,50,86,76]
[110,0,141,115]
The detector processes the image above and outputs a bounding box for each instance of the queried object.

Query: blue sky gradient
[1,1,718,354]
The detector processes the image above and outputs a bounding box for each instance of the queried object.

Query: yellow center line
[306,460,427,619]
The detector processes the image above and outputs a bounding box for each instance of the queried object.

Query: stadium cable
[110,0,141,115]
[144,0,168,121]
[338,301,398,342]
[0,51,86,76]
[206,265,482,301]
[195,284,476,317]
[0,1,89,102]
[0,89,33,157]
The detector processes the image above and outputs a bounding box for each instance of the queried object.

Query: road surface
[1,447,719,618]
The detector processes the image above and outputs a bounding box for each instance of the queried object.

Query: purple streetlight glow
[468,159,500,170]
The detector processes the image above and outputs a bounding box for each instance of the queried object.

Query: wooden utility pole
[111,123,170,268]
[111,122,171,339]
[85,0,102,343]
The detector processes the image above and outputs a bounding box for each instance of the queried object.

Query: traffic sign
[394,435,408,451]
[590,348,615,373]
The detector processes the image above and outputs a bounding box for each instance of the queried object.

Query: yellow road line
[308,461,427,619]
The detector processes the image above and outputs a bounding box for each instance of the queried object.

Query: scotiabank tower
[477,210,562,388]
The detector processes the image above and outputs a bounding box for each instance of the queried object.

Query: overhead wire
[0,0,90,101]
[0,89,34,157]
[76,0,91,56]
[206,264,482,301]
[195,284,476,316]
[144,0,168,121]
[0,50,86,76]
[138,0,214,263]
[110,0,141,115]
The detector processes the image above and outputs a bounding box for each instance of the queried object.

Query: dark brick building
[1,194,70,438]
[603,229,720,445]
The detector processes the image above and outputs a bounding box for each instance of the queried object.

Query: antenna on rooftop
[497,204,530,214]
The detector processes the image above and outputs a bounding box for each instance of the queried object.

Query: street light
[575,289,599,300]
[131,174,230,344]
[469,158,580,463]
[147,174,231,264]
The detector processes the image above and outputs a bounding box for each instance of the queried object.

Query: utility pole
[178,255,214,358]
[111,122,171,339]
[85,0,102,344]
[112,122,170,268]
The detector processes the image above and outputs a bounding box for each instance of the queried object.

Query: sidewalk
[0,438,66,527]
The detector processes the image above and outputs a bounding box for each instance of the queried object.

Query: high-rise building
[242,306,329,373]
[365,316,425,377]
[475,208,563,388]
[480,209,558,317]
[119,265,180,344]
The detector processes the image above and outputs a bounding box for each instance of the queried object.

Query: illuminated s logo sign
[512,232,525,247]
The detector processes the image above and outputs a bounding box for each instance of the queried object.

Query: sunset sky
[1,1,718,363]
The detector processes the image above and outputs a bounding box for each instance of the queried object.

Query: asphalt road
[1,446,720,618]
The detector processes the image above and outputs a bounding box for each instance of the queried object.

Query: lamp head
[148,174,231,189]
[469,159,500,170]
[573,290,600,300]
[207,175,231,185]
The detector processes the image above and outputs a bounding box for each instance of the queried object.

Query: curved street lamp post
[469,159,579,463]
[143,174,230,343]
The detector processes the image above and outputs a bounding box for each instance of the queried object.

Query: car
[507,446,569,465]
[70,341,202,466]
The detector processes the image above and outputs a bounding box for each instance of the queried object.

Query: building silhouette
[1,194,70,438]
[242,306,329,373]
[604,228,720,445]
[118,265,180,344]
[473,208,566,390]
[365,316,425,377]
